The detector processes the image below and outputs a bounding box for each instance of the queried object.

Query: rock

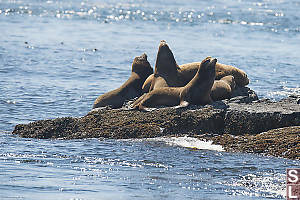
[203,126,300,160]
[229,86,258,103]
[224,96,300,135]
[11,88,300,159]
[13,105,226,139]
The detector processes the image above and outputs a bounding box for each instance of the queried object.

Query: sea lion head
[154,40,179,74]
[233,70,249,86]
[132,53,153,79]
[197,56,217,80]
[222,75,236,90]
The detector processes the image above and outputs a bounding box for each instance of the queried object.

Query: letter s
[288,169,299,183]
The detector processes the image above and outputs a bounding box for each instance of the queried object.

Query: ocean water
[0,0,299,199]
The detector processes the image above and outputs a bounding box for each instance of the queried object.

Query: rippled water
[1,134,299,200]
[1,0,300,199]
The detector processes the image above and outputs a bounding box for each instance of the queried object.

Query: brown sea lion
[211,75,236,101]
[143,63,248,92]
[148,40,187,91]
[132,57,216,110]
[142,42,249,92]
[93,53,153,109]
[214,62,248,86]
[179,62,248,87]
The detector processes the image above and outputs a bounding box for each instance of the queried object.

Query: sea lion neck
[131,64,153,79]
[154,42,179,75]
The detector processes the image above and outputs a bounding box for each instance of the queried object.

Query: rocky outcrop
[202,126,300,160]
[12,105,226,139]
[12,87,300,159]
[224,96,300,135]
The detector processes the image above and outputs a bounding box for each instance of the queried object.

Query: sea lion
[214,63,248,86]
[132,57,216,110]
[93,53,153,109]
[149,40,187,91]
[143,63,248,92]
[179,62,249,87]
[142,42,249,92]
[211,75,236,101]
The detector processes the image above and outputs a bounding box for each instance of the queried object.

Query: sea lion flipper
[142,74,154,93]
[175,101,190,109]
[137,104,157,112]
[142,107,157,112]
[131,93,147,108]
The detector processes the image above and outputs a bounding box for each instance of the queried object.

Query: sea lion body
[93,53,153,109]
[211,75,236,101]
[142,57,248,92]
[149,40,187,91]
[134,87,182,108]
[178,62,199,81]
[179,62,248,86]
[141,41,247,102]
[214,63,248,86]
[132,57,216,110]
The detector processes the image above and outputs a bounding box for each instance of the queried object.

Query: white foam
[148,136,224,152]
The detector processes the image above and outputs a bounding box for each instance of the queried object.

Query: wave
[145,136,224,152]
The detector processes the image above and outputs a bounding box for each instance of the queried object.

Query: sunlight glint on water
[1,0,300,199]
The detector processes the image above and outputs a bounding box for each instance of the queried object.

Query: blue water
[1,0,300,199]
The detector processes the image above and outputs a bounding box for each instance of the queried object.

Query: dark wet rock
[13,117,80,139]
[224,96,300,135]
[13,105,226,140]
[201,126,300,160]
[12,88,300,159]
[229,86,258,103]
